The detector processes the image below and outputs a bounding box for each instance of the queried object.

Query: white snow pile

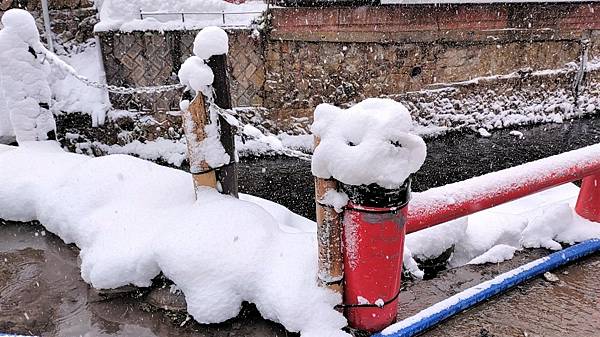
[51,42,111,127]
[0,142,349,337]
[0,9,110,135]
[0,9,56,144]
[94,0,267,32]
[178,27,231,170]
[311,98,427,188]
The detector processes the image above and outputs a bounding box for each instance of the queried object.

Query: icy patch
[311,98,427,188]
[0,143,349,337]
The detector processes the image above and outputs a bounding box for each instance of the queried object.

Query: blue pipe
[374,239,600,337]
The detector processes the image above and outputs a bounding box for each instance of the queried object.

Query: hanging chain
[40,49,185,94]
[41,48,312,161]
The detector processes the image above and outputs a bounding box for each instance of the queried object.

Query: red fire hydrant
[341,180,411,332]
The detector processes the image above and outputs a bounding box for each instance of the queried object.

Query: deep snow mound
[0,142,349,337]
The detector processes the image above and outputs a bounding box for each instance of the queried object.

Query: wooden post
[181,53,238,198]
[182,91,218,191]
[207,54,238,198]
[314,136,344,295]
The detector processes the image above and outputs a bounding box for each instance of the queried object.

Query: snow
[477,128,491,137]
[509,130,525,139]
[0,9,56,143]
[178,57,214,95]
[311,98,427,188]
[521,203,571,250]
[0,143,349,337]
[94,0,267,32]
[193,26,230,60]
[467,244,517,265]
[51,41,111,126]
[319,190,349,213]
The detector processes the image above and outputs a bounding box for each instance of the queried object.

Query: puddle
[0,221,292,337]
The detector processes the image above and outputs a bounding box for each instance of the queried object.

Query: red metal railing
[407,143,600,234]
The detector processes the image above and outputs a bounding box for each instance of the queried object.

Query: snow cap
[1,9,41,47]
[193,26,229,60]
[178,56,214,93]
[311,98,427,189]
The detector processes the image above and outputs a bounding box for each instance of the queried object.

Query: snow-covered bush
[0,9,56,144]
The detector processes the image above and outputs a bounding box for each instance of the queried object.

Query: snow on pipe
[373,238,600,337]
[408,143,600,233]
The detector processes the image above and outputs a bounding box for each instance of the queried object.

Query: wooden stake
[314,136,344,295]
[182,92,217,191]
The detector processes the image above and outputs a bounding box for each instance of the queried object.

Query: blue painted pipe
[374,239,600,337]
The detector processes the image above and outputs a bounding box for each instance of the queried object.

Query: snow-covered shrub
[0,9,56,144]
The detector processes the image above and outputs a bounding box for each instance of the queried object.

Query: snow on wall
[0,142,350,337]
[94,0,267,32]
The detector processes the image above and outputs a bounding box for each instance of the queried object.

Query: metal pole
[40,0,53,52]
[407,143,600,233]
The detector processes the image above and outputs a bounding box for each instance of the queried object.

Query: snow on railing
[139,9,266,26]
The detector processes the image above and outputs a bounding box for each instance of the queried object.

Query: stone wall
[97,29,265,112]
[264,2,600,126]
[0,0,97,46]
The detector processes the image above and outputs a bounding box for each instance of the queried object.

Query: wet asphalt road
[239,114,600,220]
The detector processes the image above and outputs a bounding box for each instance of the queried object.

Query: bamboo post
[314,136,344,295]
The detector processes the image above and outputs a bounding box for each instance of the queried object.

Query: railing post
[575,174,600,222]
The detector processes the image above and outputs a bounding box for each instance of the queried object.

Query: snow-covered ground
[94,0,268,32]
[0,142,347,337]
[1,142,599,335]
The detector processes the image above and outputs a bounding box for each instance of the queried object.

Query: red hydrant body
[341,182,410,332]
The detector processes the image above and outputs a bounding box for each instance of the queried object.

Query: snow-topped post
[575,174,600,222]
[0,9,57,145]
[311,99,427,333]
[178,27,238,198]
